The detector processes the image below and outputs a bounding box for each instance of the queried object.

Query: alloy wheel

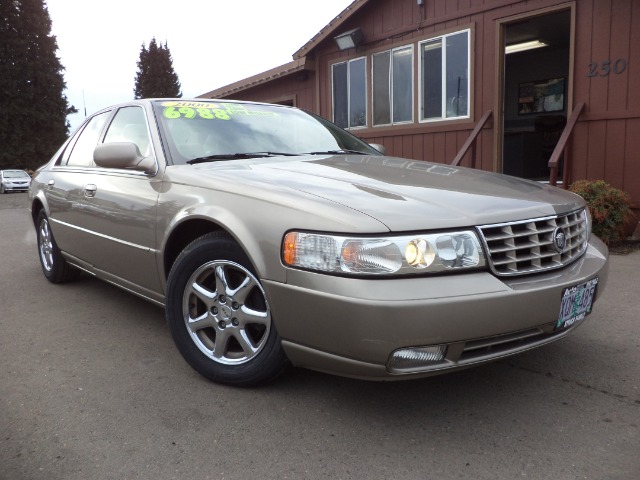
[182,260,271,365]
[38,218,54,272]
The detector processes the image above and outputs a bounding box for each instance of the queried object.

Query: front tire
[36,211,81,283]
[166,232,289,386]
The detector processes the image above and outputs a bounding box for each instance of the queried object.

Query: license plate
[555,277,599,330]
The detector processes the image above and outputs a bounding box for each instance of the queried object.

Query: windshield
[153,100,380,165]
[3,170,29,178]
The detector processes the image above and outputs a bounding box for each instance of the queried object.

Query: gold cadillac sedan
[29,99,609,386]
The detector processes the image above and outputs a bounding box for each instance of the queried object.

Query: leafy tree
[0,0,76,170]
[133,38,182,99]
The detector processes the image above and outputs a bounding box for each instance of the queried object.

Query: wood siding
[572,0,640,208]
[212,0,640,208]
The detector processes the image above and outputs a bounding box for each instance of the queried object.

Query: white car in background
[1,169,31,193]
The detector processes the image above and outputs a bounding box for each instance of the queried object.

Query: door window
[103,106,152,156]
[64,111,111,167]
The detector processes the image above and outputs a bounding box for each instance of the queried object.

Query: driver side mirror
[94,142,156,174]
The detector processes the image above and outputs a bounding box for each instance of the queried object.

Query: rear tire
[166,232,289,386]
[36,211,81,283]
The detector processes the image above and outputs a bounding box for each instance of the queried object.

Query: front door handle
[84,184,97,198]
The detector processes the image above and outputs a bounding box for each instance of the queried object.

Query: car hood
[185,155,584,231]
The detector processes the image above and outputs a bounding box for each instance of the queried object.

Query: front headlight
[282,230,486,276]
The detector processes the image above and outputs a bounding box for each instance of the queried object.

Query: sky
[45,0,354,131]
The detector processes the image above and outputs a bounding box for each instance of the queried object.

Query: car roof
[92,98,295,113]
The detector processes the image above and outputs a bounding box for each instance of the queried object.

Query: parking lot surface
[1,192,639,480]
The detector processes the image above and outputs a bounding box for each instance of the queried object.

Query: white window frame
[419,29,471,123]
[372,45,414,127]
[331,56,367,129]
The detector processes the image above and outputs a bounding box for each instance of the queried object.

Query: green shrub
[569,180,634,245]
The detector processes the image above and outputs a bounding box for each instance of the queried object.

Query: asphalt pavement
[1,191,638,480]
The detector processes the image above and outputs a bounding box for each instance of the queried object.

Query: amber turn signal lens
[282,232,298,265]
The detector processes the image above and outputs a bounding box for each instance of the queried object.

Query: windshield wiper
[305,149,369,155]
[187,152,300,164]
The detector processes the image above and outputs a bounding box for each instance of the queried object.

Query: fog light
[388,345,447,372]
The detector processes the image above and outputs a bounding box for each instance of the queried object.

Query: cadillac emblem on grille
[553,227,567,253]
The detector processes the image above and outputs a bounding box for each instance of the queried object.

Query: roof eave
[292,0,369,59]
[198,57,313,99]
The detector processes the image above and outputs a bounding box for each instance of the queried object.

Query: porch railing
[548,102,586,187]
[451,105,585,187]
[451,110,493,168]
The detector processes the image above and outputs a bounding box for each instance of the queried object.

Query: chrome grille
[477,209,588,276]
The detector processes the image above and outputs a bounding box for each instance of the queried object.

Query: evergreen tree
[133,38,182,99]
[0,0,76,170]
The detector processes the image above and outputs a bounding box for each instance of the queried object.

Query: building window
[373,46,413,126]
[332,57,366,128]
[420,29,470,121]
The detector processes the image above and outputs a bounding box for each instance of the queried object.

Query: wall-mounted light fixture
[505,40,548,54]
[334,28,364,51]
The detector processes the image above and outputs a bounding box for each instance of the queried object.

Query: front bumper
[264,236,609,380]
[2,183,30,192]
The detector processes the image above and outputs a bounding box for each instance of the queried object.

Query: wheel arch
[162,215,271,282]
[163,218,227,281]
[30,196,46,227]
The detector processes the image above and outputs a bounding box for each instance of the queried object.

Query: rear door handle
[84,184,97,198]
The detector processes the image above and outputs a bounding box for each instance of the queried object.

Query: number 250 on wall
[588,59,627,77]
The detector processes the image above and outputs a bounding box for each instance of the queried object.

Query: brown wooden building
[200,0,639,214]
